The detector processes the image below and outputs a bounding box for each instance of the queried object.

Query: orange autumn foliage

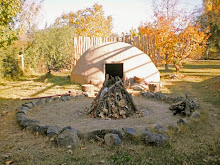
[139,0,210,73]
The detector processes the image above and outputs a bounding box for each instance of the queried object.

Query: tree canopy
[197,0,220,53]
[55,3,113,37]
[139,0,210,73]
[0,0,22,48]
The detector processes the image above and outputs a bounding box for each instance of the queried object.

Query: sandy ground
[29,96,180,133]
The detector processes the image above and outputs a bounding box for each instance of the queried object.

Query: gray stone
[148,92,155,98]
[46,97,53,103]
[141,91,148,97]
[17,106,29,115]
[34,98,46,105]
[37,125,50,135]
[142,128,151,135]
[190,111,201,121]
[167,97,175,103]
[19,118,40,129]
[69,95,75,99]
[109,129,125,139]
[56,129,80,148]
[31,99,41,107]
[16,113,27,124]
[61,126,83,139]
[140,128,151,140]
[154,125,167,134]
[40,98,47,104]
[122,127,137,139]
[47,125,62,137]
[154,91,162,99]
[145,132,169,145]
[60,95,68,101]
[53,97,60,101]
[177,118,188,126]
[22,102,34,109]
[173,96,184,103]
[168,122,179,131]
[26,122,41,131]
[104,133,121,147]
[122,127,136,135]
[66,96,72,101]
[75,94,86,98]
[86,129,111,140]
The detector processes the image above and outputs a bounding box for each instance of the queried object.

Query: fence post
[73,37,77,65]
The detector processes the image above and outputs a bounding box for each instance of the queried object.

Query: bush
[2,48,23,80]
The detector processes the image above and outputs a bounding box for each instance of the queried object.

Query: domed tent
[71,42,160,87]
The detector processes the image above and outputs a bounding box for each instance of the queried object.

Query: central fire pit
[88,76,138,119]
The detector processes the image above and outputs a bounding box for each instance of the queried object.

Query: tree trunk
[175,67,180,74]
[165,54,169,70]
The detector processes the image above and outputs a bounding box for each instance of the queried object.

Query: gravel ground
[29,96,180,133]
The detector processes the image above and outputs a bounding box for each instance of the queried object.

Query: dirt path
[28,96,179,133]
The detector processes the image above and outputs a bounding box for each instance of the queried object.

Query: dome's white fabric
[71,42,160,85]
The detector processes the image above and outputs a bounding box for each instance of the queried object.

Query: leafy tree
[26,26,75,73]
[2,46,23,79]
[139,0,209,73]
[197,0,220,54]
[140,0,180,70]
[173,23,209,73]
[0,0,22,48]
[55,3,113,37]
[14,0,43,34]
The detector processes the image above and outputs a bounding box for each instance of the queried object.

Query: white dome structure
[71,42,160,86]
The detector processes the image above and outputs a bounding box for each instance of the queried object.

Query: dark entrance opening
[105,63,123,80]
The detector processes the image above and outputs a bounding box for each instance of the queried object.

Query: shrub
[2,48,23,80]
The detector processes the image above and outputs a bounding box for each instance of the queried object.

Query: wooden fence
[73,36,157,65]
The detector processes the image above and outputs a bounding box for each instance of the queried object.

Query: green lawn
[0,60,219,165]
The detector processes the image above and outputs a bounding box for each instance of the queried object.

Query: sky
[38,0,203,35]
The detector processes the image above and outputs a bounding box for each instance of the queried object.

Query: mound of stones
[16,91,202,149]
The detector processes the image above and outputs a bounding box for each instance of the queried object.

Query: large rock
[190,111,201,121]
[56,129,80,148]
[22,102,34,109]
[47,125,62,137]
[104,133,121,147]
[27,124,49,135]
[177,118,188,126]
[61,126,83,139]
[154,125,167,134]
[17,106,29,115]
[16,113,27,124]
[145,132,169,145]
[86,129,124,140]
[46,97,53,103]
[168,122,179,132]
[122,127,137,140]
[60,95,68,101]
[86,129,111,140]
[19,118,40,129]
[109,129,124,139]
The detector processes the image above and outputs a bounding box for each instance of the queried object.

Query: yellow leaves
[56,3,112,37]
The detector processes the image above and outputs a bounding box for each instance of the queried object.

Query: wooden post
[74,37,77,65]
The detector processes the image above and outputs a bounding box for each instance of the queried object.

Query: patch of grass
[110,150,131,164]
[0,60,220,164]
